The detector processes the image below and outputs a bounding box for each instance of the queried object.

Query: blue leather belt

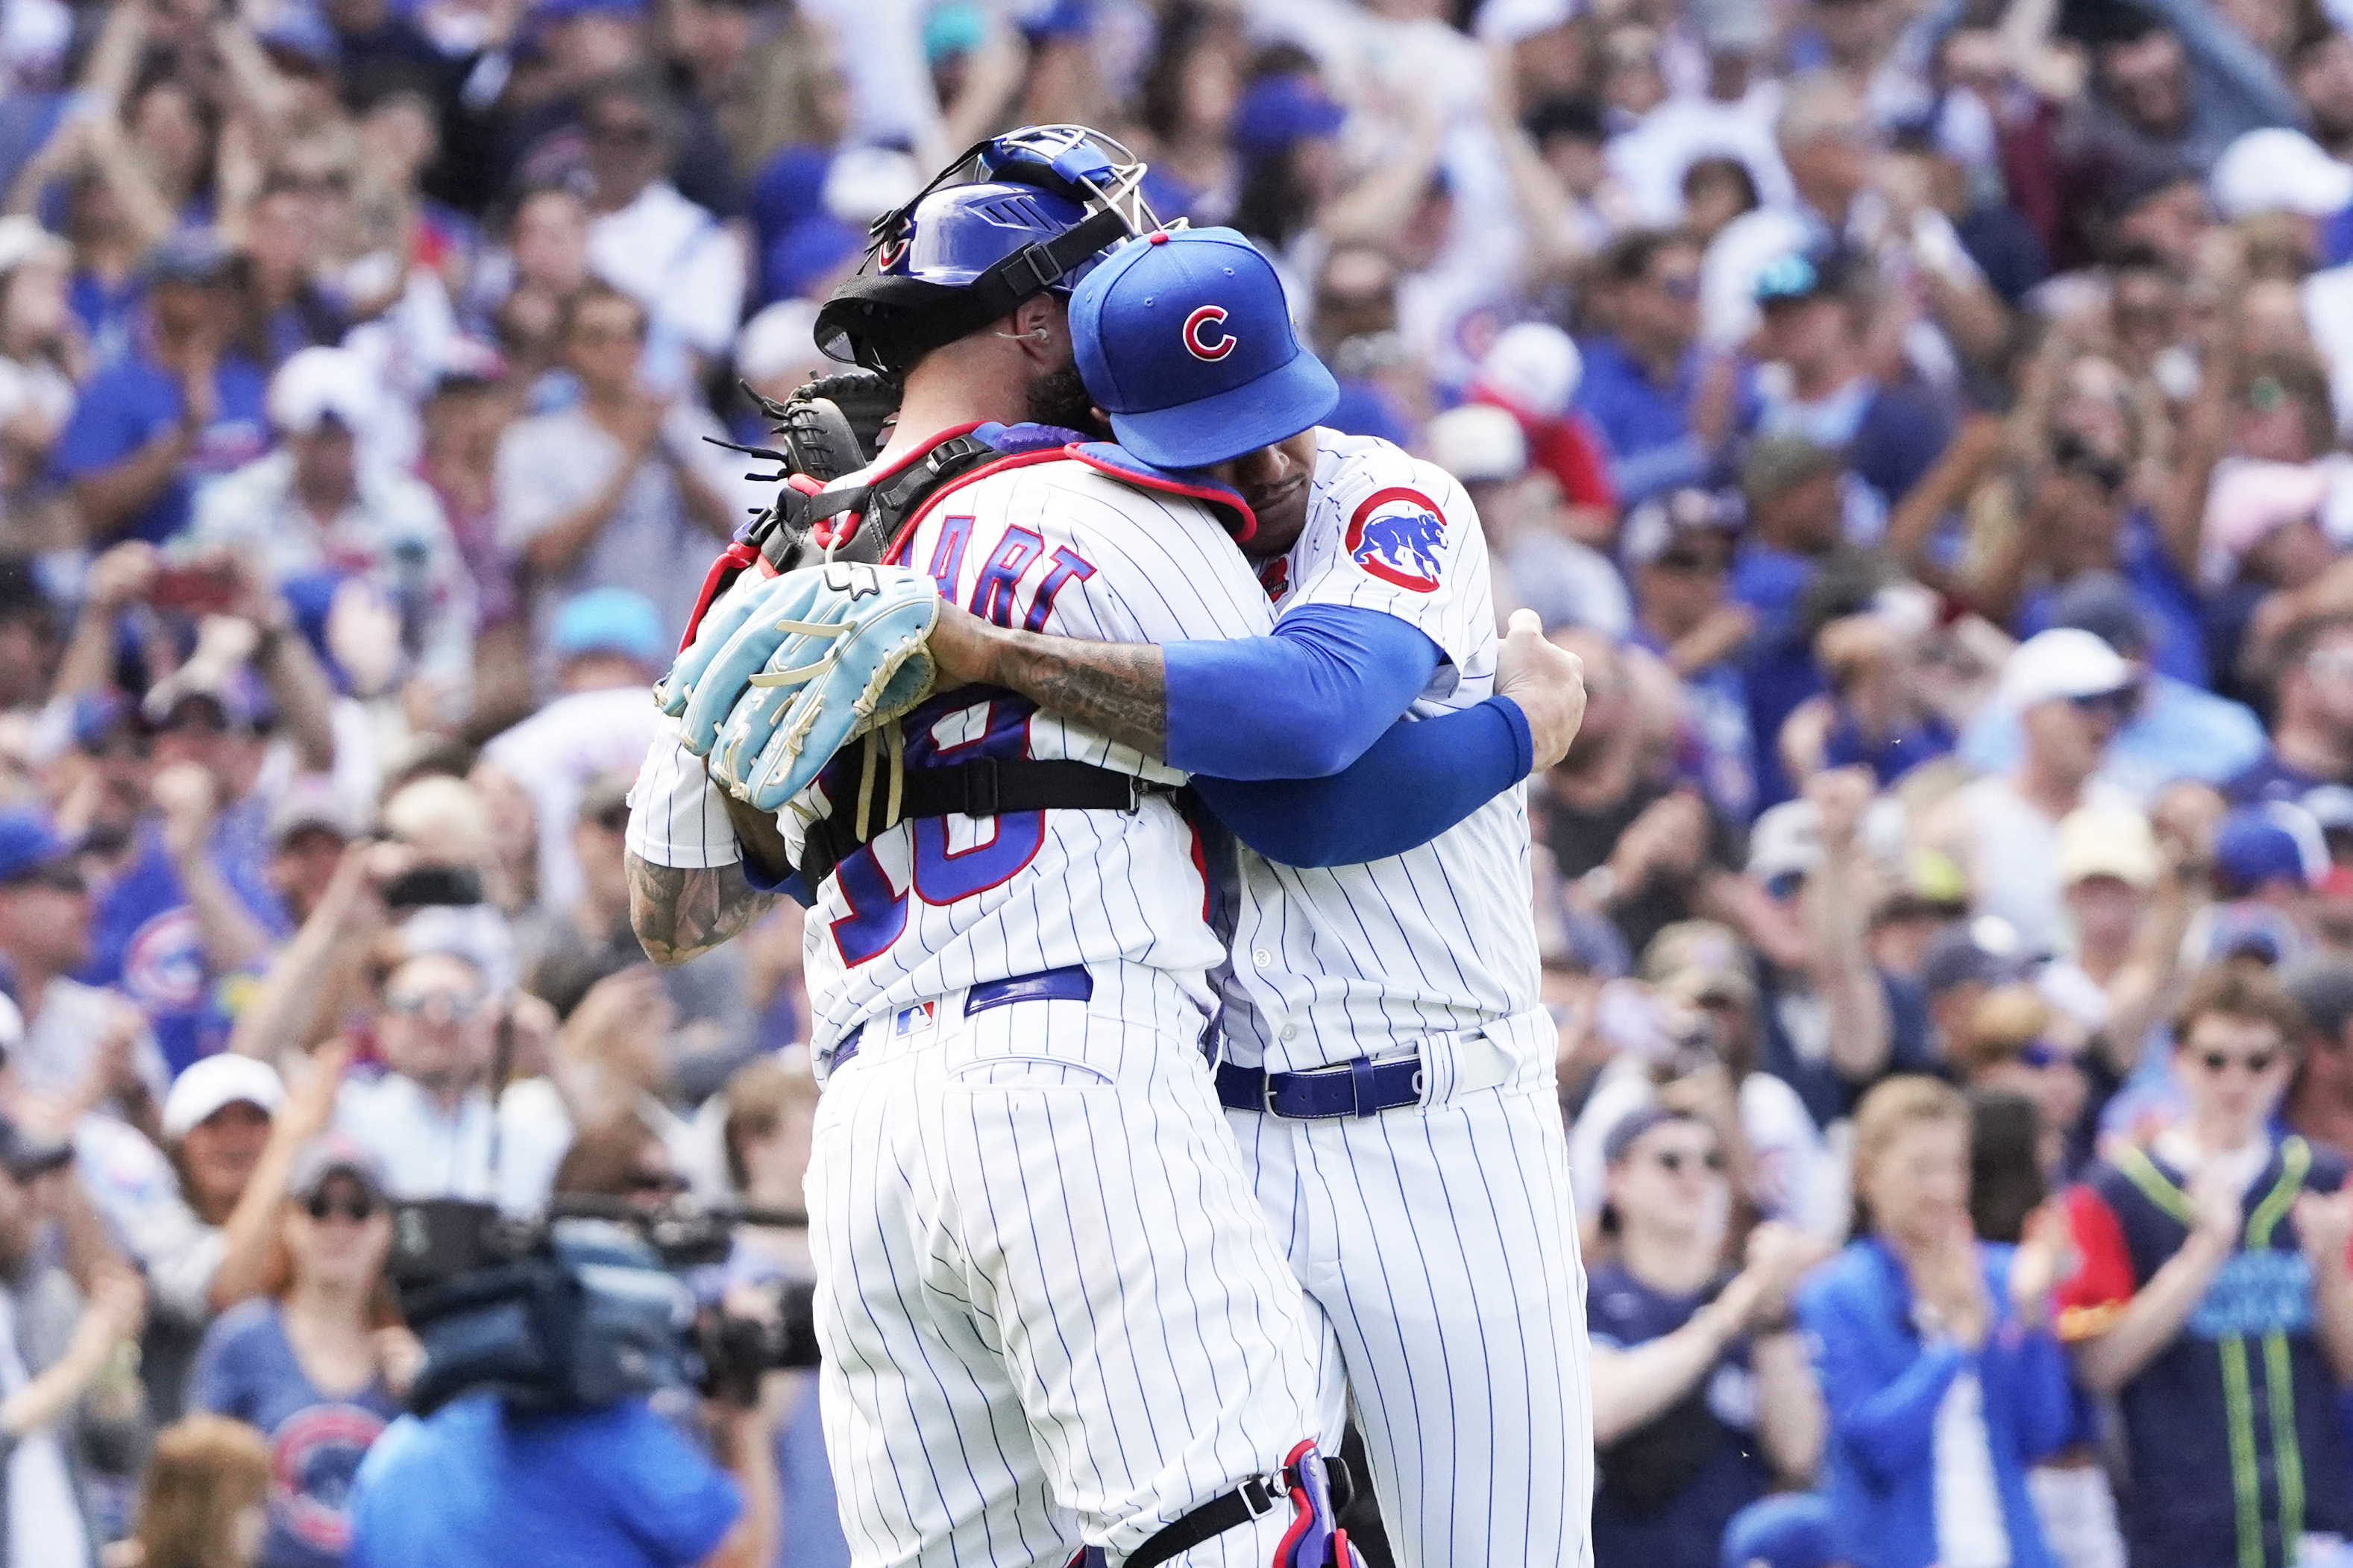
[826,965,1094,1069]
[1216,1053,1424,1119]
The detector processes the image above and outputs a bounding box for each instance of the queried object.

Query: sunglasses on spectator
[384,987,486,1019]
[276,170,352,195]
[2195,1048,2279,1077]
[626,1169,688,1197]
[1653,547,1729,576]
[1649,1148,1728,1176]
[305,1190,380,1223]
[570,321,645,346]
[589,119,659,148]
[2069,688,2137,722]
[2016,1039,2067,1069]
[4,863,84,895]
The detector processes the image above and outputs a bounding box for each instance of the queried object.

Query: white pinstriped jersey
[631,452,1275,1055]
[1216,429,1542,1074]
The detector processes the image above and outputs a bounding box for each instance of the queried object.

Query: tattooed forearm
[627,851,782,966]
[990,631,1169,758]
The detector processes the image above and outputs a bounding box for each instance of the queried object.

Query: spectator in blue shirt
[1750,248,1955,547]
[56,541,342,1074]
[1587,1106,1826,1568]
[53,230,268,544]
[1960,571,2265,802]
[1731,435,1848,808]
[350,1392,764,1568]
[1577,229,1753,506]
[1623,486,1756,821]
[189,1138,413,1568]
[2228,611,2353,805]
[1800,1076,2074,1568]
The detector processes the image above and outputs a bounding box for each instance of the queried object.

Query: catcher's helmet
[816,125,1163,377]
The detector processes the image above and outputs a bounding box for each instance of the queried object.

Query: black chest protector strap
[797,758,1164,889]
[752,434,1002,573]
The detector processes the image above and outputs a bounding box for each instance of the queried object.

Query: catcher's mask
[814,125,1165,377]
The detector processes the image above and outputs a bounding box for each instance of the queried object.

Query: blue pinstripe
[1212,430,1592,1568]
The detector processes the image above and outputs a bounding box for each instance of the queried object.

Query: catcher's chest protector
[681,424,1078,653]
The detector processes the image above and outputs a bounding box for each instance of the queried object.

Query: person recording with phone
[221,802,550,1212]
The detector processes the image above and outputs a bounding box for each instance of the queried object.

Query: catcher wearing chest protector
[631,127,1589,1568]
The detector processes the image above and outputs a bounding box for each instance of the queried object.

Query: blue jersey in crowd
[1587,1262,1773,1568]
[84,805,287,1076]
[1730,538,1826,810]
[348,1394,742,1568]
[2014,514,2208,690]
[51,345,269,543]
[190,1299,403,1568]
[2061,1138,2353,1568]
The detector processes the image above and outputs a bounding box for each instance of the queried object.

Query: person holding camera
[343,1115,781,1568]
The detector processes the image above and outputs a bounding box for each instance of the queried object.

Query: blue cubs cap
[1721,1494,1838,1568]
[553,588,666,667]
[1231,75,1348,160]
[2217,806,2320,897]
[1071,227,1338,469]
[0,810,73,885]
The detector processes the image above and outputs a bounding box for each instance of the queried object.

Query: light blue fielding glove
[701,562,941,813]
[659,569,837,745]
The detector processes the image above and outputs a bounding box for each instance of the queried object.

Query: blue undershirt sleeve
[1164,603,1442,780]
[1192,696,1532,867]
[738,854,817,907]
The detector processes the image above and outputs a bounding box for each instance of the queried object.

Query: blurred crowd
[0,0,2349,1562]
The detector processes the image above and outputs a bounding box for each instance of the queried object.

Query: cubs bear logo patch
[1344,486,1448,593]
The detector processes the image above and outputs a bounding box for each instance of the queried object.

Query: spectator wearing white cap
[1918,629,2143,954]
[0,215,77,530]
[1958,570,2267,805]
[188,347,477,696]
[72,1051,320,1422]
[1427,403,1631,636]
[2210,127,2353,230]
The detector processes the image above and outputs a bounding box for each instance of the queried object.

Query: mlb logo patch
[1345,486,1448,593]
[895,1001,937,1037]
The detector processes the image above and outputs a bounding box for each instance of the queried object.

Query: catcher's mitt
[667,562,940,814]
[747,370,899,479]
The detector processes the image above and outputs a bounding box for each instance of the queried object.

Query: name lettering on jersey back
[928,515,974,597]
[954,523,1100,631]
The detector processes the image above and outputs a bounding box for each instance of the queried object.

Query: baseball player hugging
[625,127,1592,1568]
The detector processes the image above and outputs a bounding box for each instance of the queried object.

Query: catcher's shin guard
[1067,1443,1363,1568]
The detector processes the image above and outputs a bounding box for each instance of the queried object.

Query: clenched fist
[1496,611,1587,772]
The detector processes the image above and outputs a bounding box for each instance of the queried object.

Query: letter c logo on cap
[1182,304,1237,362]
